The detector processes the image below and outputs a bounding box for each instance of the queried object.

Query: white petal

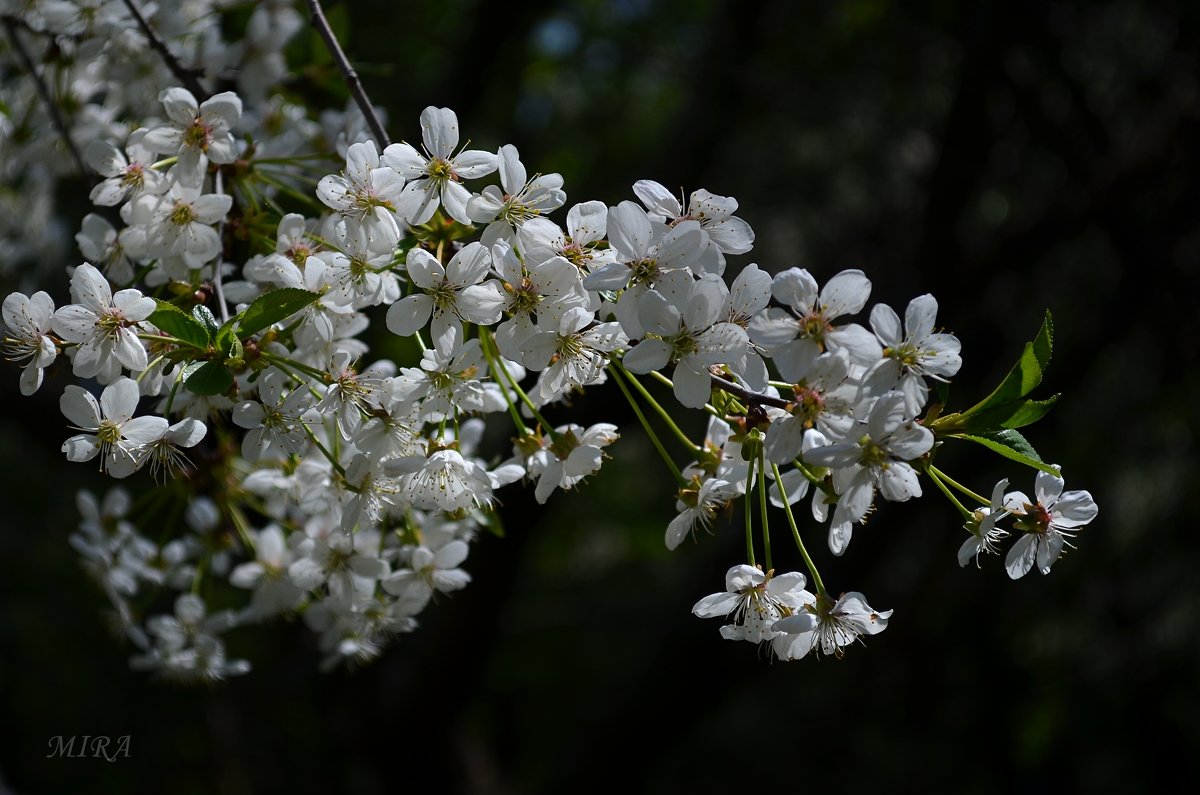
[820,269,871,317]
[61,386,101,428]
[692,592,741,618]
[420,106,459,159]
[62,434,100,462]
[386,294,434,337]
[905,294,938,342]
[1005,534,1038,579]
[100,378,141,421]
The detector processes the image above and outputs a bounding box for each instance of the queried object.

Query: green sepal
[184,360,234,396]
[237,288,321,338]
[951,430,1059,474]
[147,301,210,349]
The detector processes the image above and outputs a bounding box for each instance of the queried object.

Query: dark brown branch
[2,17,87,176]
[710,374,791,410]
[304,0,391,148]
[120,0,209,100]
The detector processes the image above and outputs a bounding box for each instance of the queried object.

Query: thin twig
[120,0,210,99]
[305,0,391,148]
[213,169,230,323]
[710,373,791,410]
[2,17,87,175]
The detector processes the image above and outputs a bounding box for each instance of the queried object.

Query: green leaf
[952,430,1059,474]
[958,310,1053,418]
[999,395,1059,429]
[215,320,243,361]
[237,288,321,338]
[192,305,219,335]
[954,394,1060,432]
[933,379,950,408]
[184,360,234,396]
[931,310,1055,436]
[180,360,205,380]
[480,510,505,539]
[147,301,210,349]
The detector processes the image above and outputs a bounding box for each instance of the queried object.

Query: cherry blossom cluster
[0,0,305,275]
[1,1,1098,679]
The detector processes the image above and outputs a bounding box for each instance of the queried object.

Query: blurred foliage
[2,0,1199,792]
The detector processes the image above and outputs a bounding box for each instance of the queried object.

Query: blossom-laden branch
[0,2,1098,679]
[304,0,391,148]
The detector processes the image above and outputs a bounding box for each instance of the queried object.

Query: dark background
[2,0,1198,791]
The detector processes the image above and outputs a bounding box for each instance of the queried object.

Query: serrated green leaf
[184,360,233,396]
[226,334,244,362]
[237,288,321,338]
[955,394,1060,433]
[952,430,1059,474]
[215,320,241,357]
[147,301,210,349]
[1001,395,1059,429]
[192,305,219,334]
[180,360,205,380]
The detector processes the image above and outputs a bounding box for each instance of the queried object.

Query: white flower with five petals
[381,106,498,225]
[51,263,154,378]
[1003,469,1098,579]
[60,377,168,478]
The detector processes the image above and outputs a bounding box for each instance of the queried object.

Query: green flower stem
[928,465,988,506]
[254,171,325,211]
[253,153,340,165]
[136,355,165,384]
[226,501,257,555]
[611,361,701,453]
[791,458,839,502]
[264,358,325,401]
[478,330,533,434]
[611,365,686,487]
[303,422,347,479]
[744,455,757,568]
[480,330,557,437]
[163,364,185,416]
[926,466,975,520]
[191,551,209,595]
[260,351,328,381]
[233,177,262,213]
[772,462,827,596]
[136,333,207,351]
[791,457,822,484]
[758,448,772,572]
[241,175,287,216]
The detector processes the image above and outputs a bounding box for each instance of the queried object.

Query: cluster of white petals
[0,1,1098,677]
